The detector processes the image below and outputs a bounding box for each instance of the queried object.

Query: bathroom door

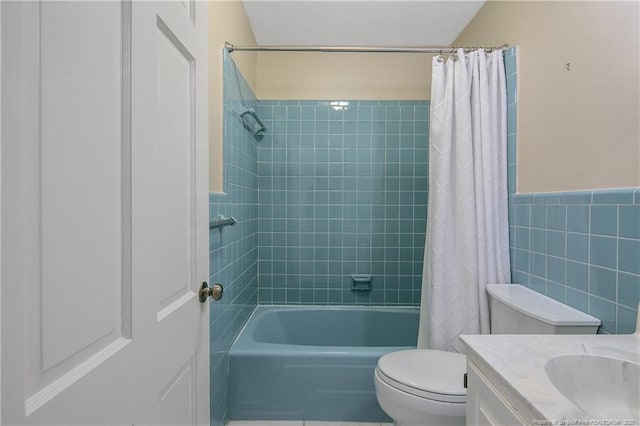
[1,1,210,425]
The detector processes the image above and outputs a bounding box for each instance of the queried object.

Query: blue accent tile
[507,135,516,166]
[547,257,566,284]
[546,282,565,302]
[618,238,640,275]
[534,193,561,205]
[589,297,616,333]
[512,194,533,205]
[273,106,286,119]
[515,227,530,250]
[559,191,593,205]
[530,276,546,294]
[516,205,530,227]
[547,206,566,231]
[546,231,566,257]
[590,205,618,236]
[566,261,588,292]
[592,189,634,204]
[567,233,588,263]
[506,69,517,107]
[617,306,638,333]
[619,206,640,239]
[589,266,616,302]
[507,100,517,134]
[512,270,529,285]
[508,165,516,195]
[514,249,530,272]
[531,229,546,253]
[566,205,590,233]
[618,272,640,309]
[530,253,546,277]
[566,288,589,312]
[590,236,617,269]
[531,205,547,228]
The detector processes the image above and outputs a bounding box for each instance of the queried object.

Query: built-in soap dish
[351,274,372,291]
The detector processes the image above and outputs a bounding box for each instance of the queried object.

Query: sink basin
[545,355,640,422]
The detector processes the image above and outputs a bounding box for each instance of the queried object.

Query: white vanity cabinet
[462,333,640,425]
[466,359,535,426]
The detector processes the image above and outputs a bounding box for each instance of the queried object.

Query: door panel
[156,17,195,320]
[24,1,131,412]
[38,0,128,372]
[1,1,209,424]
[159,355,196,426]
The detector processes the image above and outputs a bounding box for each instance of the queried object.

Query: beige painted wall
[456,1,640,193]
[209,0,257,192]
[213,1,639,192]
[256,52,433,100]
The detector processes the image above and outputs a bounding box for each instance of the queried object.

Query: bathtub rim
[229,304,419,355]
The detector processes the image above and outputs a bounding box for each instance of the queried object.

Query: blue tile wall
[510,190,640,334]
[256,100,429,306]
[209,52,259,426]
[505,47,640,334]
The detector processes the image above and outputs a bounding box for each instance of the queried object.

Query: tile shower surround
[212,53,429,426]
[255,100,429,306]
[208,53,259,426]
[504,47,639,334]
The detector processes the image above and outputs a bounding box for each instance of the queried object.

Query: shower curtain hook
[437,49,443,63]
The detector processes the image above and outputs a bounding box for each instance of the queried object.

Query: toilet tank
[487,284,601,334]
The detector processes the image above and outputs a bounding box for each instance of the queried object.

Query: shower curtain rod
[224,42,509,54]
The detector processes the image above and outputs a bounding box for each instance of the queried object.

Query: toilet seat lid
[377,349,467,402]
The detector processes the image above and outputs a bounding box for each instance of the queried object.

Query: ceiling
[241,1,485,47]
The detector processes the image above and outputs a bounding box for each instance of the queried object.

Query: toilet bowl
[374,349,466,426]
[374,284,601,426]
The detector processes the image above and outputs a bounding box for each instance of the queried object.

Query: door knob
[199,282,223,303]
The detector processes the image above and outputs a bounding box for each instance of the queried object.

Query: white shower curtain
[417,48,511,352]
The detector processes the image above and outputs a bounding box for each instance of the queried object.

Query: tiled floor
[227,422,393,426]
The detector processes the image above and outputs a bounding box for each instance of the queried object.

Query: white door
[1,1,210,425]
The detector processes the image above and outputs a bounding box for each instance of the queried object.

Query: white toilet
[374,284,601,426]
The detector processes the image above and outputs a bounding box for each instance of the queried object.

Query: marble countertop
[460,333,640,422]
